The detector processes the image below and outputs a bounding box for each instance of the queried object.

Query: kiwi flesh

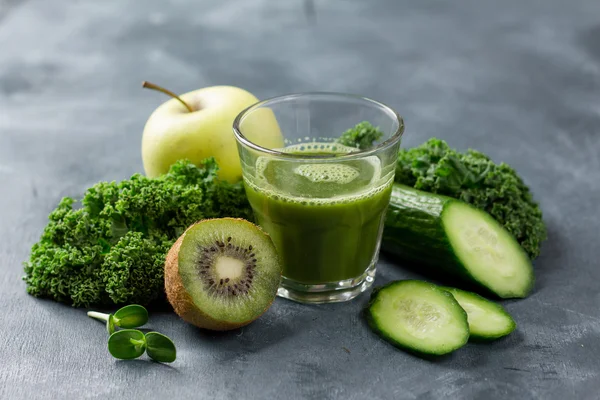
[165,218,281,331]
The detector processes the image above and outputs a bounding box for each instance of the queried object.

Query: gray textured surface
[1,0,599,399]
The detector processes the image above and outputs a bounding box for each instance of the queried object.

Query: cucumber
[366,280,469,356]
[382,184,534,299]
[441,287,516,340]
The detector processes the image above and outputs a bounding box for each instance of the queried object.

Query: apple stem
[142,81,194,113]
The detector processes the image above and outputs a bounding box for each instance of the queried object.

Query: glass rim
[232,92,404,160]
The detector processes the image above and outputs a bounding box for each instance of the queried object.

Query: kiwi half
[165,218,281,331]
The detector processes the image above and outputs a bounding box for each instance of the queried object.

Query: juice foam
[247,142,391,204]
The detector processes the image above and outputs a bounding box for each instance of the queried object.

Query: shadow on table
[530,221,564,294]
[379,251,490,294]
[114,358,181,373]
[185,307,306,361]
[385,330,525,370]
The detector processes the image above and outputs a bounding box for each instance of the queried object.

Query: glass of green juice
[233,93,403,303]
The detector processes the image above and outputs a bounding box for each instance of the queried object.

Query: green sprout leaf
[145,332,177,363]
[108,329,146,360]
[113,305,149,329]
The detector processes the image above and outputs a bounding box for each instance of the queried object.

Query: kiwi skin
[164,218,280,331]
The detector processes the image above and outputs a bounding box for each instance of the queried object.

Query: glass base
[277,263,376,304]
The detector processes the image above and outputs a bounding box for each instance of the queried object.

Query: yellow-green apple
[141,82,283,182]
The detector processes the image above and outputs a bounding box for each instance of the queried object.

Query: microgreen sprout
[88,304,176,363]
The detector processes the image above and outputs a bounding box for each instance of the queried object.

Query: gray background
[1,0,599,399]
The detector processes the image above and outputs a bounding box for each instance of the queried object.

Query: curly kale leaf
[337,121,384,150]
[101,232,172,306]
[24,159,253,307]
[395,139,546,259]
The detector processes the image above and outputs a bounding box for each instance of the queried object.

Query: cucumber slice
[441,287,516,340]
[366,280,469,356]
[382,184,534,298]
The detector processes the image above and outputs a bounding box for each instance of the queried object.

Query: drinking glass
[233,93,403,303]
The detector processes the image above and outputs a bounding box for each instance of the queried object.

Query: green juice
[244,143,393,284]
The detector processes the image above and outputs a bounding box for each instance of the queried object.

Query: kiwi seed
[192,237,260,297]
